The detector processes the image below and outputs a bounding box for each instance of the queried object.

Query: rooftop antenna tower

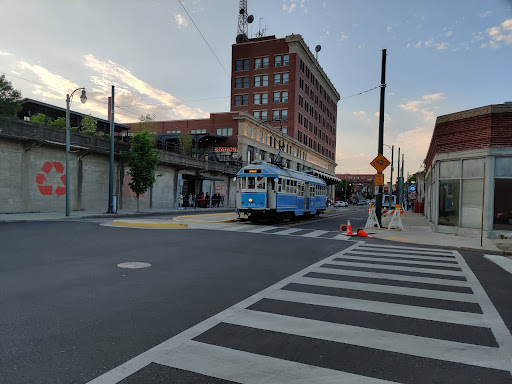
[236,0,254,43]
[256,17,268,37]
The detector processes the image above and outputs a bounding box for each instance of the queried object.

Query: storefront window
[439,180,460,226]
[494,179,512,229]
[440,161,460,179]
[461,179,483,228]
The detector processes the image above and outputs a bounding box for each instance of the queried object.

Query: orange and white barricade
[388,204,404,230]
[365,204,380,228]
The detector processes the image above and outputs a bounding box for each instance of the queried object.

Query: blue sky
[1,0,511,179]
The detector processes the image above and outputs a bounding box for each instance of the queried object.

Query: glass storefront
[439,180,460,226]
[494,158,512,230]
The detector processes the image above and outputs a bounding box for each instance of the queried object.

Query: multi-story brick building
[336,173,375,201]
[231,34,339,171]
[424,102,512,237]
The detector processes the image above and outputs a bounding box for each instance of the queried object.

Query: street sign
[371,154,390,173]
[375,173,384,186]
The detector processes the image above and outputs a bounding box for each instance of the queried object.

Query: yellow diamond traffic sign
[371,154,390,173]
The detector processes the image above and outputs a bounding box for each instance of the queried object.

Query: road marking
[336,254,461,268]
[348,250,458,262]
[273,228,305,236]
[86,242,365,384]
[224,309,507,371]
[484,255,512,276]
[301,230,329,238]
[246,225,279,233]
[111,220,188,229]
[293,276,478,303]
[266,290,487,327]
[156,340,398,384]
[454,251,512,375]
[326,260,466,277]
[358,244,453,254]
[314,266,471,287]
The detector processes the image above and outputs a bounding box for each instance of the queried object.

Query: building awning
[305,170,341,185]
[181,174,224,182]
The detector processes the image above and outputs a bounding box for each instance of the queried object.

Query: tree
[30,113,51,124]
[178,133,193,156]
[137,113,156,133]
[81,114,98,134]
[126,131,160,212]
[50,117,67,128]
[0,74,22,117]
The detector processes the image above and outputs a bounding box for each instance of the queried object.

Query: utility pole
[397,147,400,206]
[107,85,115,213]
[375,49,387,226]
[401,153,405,208]
[390,145,394,199]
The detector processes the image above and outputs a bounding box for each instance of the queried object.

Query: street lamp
[65,88,87,216]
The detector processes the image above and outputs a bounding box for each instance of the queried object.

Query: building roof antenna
[256,17,267,37]
[236,0,254,43]
[315,45,321,61]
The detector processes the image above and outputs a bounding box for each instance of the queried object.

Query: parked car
[356,200,365,205]
[334,201,348,207]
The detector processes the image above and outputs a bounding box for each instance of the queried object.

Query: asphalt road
[2,206,512,384]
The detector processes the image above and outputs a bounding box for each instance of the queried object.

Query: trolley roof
[238,163,326,185]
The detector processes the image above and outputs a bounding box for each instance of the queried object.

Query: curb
[111,220,188,229]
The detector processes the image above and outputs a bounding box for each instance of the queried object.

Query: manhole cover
[117,262,152,269]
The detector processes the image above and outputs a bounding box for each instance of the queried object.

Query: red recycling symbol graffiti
[36,161,66,196]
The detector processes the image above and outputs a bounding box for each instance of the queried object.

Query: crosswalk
[88,242,512,384]
[192,222,352,241]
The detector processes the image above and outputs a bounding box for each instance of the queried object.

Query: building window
[282,91,288,102]
[254,75,268,87]
[255,57,269,69]
[235,59,249,71]
[283,54,289,66]
[216,128,233,136]
[191,129,206,134]
[255,58,261,69]
[273,110,279,120]
[274,73,281,85]
[235,77,242,88]
[166,130,181,133]
[439,180,460,227]
[281,109,288,121]
[243,77,249,88]
[261,92,268,104]
[282,73,289,85]
[253,111,260,119]
[254,93,261,105]
[275,55,281,67]
[273,91,280,103]
[235,77,248,89]
[235,94,248,106]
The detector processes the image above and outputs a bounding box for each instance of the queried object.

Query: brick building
[424,102,512,237]
[336,173,375,201]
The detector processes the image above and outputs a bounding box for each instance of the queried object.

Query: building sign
[214,147,238,152]
[375,173,384,186]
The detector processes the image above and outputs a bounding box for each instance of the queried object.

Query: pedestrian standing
[178,192,184,210]
[221,194,224,207]
[188,193,193,210]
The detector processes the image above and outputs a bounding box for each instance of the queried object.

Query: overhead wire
[177,0,231,79]
[340,85,380,101]
[116,95,230,108]
[1,72,68,93]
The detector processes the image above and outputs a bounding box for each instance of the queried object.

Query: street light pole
[375,49,387,226]
[65,88,87,216]
[107,85,115,213]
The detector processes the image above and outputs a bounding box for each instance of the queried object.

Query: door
[305,183,309,210]
[268,177,277,209]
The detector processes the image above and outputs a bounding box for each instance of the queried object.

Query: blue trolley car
[236,162,328,222]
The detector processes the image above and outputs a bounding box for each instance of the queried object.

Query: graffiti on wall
[36,161,66,196]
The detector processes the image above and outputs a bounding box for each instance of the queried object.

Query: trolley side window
[256,176,266,190]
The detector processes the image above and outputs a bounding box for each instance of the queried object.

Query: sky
[1,0,512,180]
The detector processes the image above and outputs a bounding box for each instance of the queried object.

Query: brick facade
[425,103,512,169]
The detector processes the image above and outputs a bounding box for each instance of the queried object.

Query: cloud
[0,51,10,56]
[387,26,392,32]
[353,111,366,117]
[435,42,448,50]
[480,10,492,17]
[406,40,448,50]
[477,18,512,48]
[83,54,207,120]
[174,13,188,28]
[282,0,308,13]
[445,31,453,37]
[339,32,349,41]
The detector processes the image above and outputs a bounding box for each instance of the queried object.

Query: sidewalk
[368,210,511,254]
[0,207,236,223]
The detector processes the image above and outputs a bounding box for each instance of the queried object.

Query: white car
[334,201,348,207]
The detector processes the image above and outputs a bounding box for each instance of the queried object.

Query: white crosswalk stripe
[87,242,512,384]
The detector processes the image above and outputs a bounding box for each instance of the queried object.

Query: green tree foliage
[337,179,353,200]
[81,114,98,134]
[30,113,50,124]
[0,74,22,117]
[178,133,193,156]
[50,117,67,128]
[126,131,160,212]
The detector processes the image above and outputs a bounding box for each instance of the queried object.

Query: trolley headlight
[248,198,253,203]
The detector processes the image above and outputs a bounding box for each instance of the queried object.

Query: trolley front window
[256,176,266,190]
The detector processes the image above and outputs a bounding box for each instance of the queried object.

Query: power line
[340,85,380,101]
[115,106,141,117]
[177,0,231,79]
[116,95,230,108]
[2,72,68,93]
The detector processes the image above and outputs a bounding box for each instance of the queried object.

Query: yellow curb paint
[383,236,409,242]
[112,220,188,229]
[176,212,237,218]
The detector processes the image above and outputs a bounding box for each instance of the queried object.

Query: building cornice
[436,103,512,124]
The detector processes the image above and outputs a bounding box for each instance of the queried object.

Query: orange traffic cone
[345,220,354,236]
[357,229,374,239]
